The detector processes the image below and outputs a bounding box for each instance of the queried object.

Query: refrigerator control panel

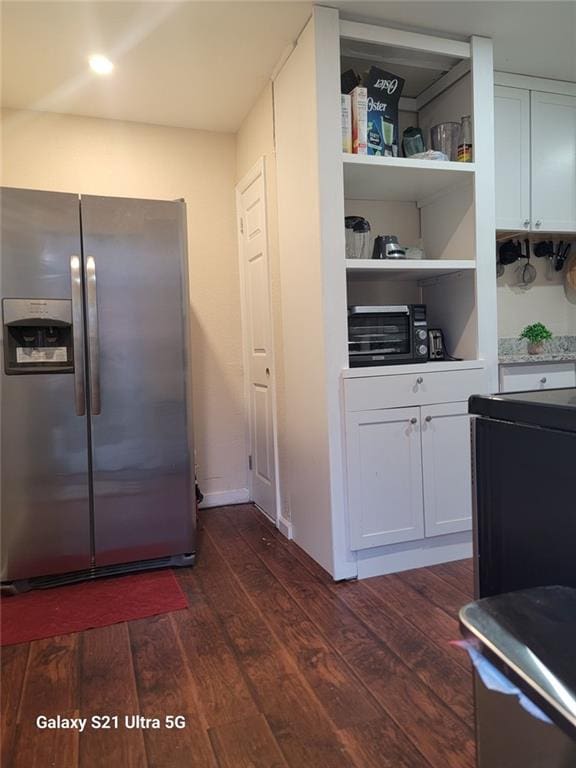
[2,298,74,375]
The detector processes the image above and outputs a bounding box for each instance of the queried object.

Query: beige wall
[235,83,289,521]
[0,108,247,504]
[497,249,576,338]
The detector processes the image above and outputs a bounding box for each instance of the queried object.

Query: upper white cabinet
[494,86,531,230]
[531,91,576,232]
[494,79,576,232]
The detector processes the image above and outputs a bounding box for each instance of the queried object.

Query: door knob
[425,415,432,422]
[409,417,418,424]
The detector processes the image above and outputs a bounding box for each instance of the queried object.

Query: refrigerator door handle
[70,255,86,416]
[86,255,101,415]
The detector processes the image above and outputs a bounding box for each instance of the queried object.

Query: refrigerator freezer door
[80,195,194,566]
[1,187,92,581]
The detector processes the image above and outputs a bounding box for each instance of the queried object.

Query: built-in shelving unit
[345,259,475,280]
[342,154,475,203]
[273,6,498,581]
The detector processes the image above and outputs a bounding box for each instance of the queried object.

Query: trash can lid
[460,586,576,739]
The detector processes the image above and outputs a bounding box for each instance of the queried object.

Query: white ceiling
[0,2,312,132]
[1,1,575,133]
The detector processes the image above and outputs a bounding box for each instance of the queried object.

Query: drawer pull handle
[425,415,432,422]
[409,417,418,425]
[540,377,547,384]
[416,376,424,385]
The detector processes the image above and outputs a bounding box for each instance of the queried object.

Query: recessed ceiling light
[89,54,114,75]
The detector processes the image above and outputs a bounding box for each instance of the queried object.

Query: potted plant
[519,322,553,355]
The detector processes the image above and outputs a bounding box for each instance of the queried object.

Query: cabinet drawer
[499,363,576,393]
[344,367,488,412]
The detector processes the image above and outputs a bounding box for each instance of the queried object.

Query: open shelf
[343,154,475,202]
[345,259,475,280]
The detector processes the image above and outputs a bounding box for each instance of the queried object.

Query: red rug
[0,569,188,646]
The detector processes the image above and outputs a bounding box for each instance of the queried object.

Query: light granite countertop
[498,336,576,366]
[499,352,576,365]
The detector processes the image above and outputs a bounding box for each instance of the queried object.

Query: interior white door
[346,407,424,550]
[531,90,576,232]
[237,159,278,521]
[494,86,531,230]
[421,401,472,537]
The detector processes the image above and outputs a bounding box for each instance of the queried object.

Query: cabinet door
[531,91,576,232]
[494,86,531,230]
[421,402,472,537]
[346,407,424,550]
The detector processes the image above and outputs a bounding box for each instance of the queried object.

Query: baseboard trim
[199,488,250,509]
[356,537,472,580]
[278,515,293,540]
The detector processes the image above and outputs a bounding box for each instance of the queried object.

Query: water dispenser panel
[3,298,74,375]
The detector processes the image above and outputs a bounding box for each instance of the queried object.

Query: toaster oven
[348,304,428,367]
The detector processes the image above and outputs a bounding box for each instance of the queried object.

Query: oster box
[365,67,405,156]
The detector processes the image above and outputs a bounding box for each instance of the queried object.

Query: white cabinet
[494,86,531,230]
[346,400,473,551]
[346,407,424,550]
[421,402,472,537]
[494,82,576,232]
[499,362,576,393]
[531,91,576,232]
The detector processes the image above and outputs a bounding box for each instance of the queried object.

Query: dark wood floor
[1,505,475,767]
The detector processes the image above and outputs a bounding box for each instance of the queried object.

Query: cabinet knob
[409,417,418,425]
[523,219,530,228]
[265,367,270,377]
[535,220,542,228]
[540,376,547,384]
[416,376,424,385]
[425,415,432,422]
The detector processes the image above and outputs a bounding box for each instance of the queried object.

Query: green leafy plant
[519,322,553,344]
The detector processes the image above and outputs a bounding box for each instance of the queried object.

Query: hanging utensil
[555,241,571,272]
[499,239,522,265]
[517,239,536,286]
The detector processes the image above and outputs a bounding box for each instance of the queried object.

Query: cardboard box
[351,86,367,155]
[341,94,352,154]
[365,67,405,156]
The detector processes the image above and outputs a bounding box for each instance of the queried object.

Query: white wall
[497,246,576,337]
[0,108,248,506]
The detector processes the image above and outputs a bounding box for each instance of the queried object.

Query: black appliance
[469,388,576,599]
[347,304,428,367]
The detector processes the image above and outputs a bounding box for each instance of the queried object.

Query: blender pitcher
[345,216,371,259]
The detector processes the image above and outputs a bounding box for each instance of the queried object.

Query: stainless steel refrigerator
[1,187,196,593]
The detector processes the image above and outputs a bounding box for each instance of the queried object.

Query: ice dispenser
[2,298,74,374]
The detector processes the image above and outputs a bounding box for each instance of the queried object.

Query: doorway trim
[235,157,284,533]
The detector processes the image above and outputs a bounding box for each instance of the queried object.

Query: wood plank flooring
[1,505,475,768]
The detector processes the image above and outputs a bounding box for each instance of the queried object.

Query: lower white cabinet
[346,402,472,551]
[346,407,424,550]
[421,402,472,537]
[499,362,576,393]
